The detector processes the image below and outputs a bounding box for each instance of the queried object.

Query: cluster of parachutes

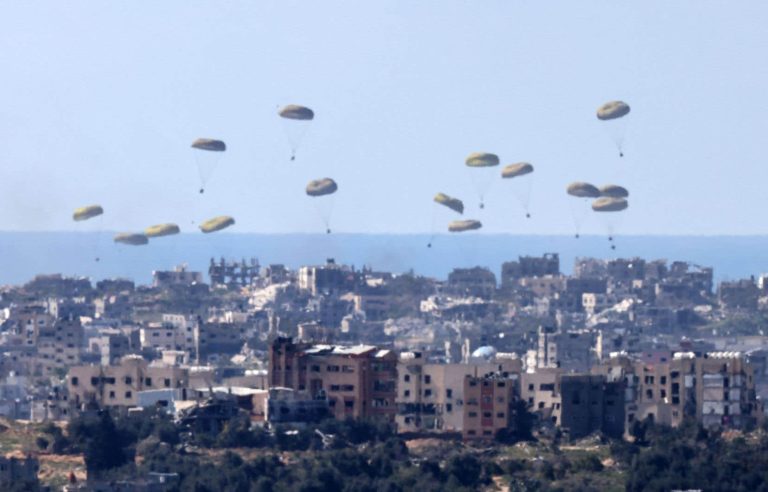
[71,104,335,259]
[74,98,631,256]
[431,100,631,249]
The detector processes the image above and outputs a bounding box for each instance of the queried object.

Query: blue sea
[0,232,766,286]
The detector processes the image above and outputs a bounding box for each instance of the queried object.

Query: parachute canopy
[278,105,315,121]
[113,233,148,246]
[448,219,482,232]
[597,101,630,121]
[465,152,500,168]
[199,216,235,234]
[306,178,338,197]
[592,197,628,212]
[434,193,464,214]
[501,162,534,179]
[599,184,629,198]
[191,138,226,152]
[145,223,180,238]
[567,182,601,198]
[73,205,103,222]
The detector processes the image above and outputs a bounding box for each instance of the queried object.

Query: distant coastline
[0,232,766,285]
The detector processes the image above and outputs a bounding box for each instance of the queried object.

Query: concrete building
[446,267,497,300]
[267,387,329,423]
[462,373,519,441]
[152,264,204,288]
[537,326,599,373]
[298,259,357,296]
[68,355,189,410]
[269,338,397,421]
[501,253,560,290]
[559,374,625,439]
[396,351,522,433]
[597,351,762,431]
[34,316,84,376]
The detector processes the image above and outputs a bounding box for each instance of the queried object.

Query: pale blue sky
[1,1,767,235]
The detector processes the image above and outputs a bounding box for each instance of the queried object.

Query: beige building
[270,338,397,421]
[597,351,762,431]
[68,355,189,410]
[462,374,518,441]
[520,368,563,426]
[396,352,522,433]
[34,316,84,376]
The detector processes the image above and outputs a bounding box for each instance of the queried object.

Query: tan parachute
[448,219,482,232]
[501,162,535,218]
[567,182,601,198]
[592,197,629,212]
[144,223,181,238]
[306,178,338,197]
[199,216,235,234]
[278,105,315,121]
[599,184,629,198]
[191,138,226,152]
[597,101,631,120]
[465,152,500,209]
[465,152,500,168]
[278,104,314,160]
[191,138,226,194]
[501,162,533,179]
[434,193,464,214]
[597,100,631,157]
[113,233,149,246]
[73,205,103,222]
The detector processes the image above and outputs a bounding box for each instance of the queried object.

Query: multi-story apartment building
[396,351,522,433]
[446,267,497,300]
[537,326,600,373]
[68,355,189,410]
[597,351,762,431]
[558,374,625,439]
[34,316,84,376]
[269,338,397,421]
[462,373,519,441]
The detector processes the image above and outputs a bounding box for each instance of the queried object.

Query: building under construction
[208,257,260,287]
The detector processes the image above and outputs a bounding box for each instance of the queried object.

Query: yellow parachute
[113,233,149,246]
[599,184,629,198]
[448,219,482,232]
[433,193,464,214]
[567,182,601,198]
[592,197,628,212]
[501,162,534,179]
[306,178,338,197]
[144,223,180,238]
[73,205,103,222]
[191,138,226,194]
[199,216,235,234]
[278,105,314,160]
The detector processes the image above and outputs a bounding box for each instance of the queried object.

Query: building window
[164,379,171,388]
[446,389,453,398]
[145,378,152,387]
[125,391,132,399]
[311,365,321,372]
[528,384,534,391]
[424,389,432,397]
[342,366,354,373]
[404,390,410,397]
[424,375,431,384]
[109,391,115,399]
[71,377,79,386]
[124,376,132,385]
[344,400,354,409]
[404,374,410,382]
[91,377,99,386]
[327,365,340,372]
[496,412,505,418]
[660,376,667,385]
[446,403,453,412]
[468,412,478,417]
[467,430,476,435]
[497,382,506,388]
[483,430,492,436]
